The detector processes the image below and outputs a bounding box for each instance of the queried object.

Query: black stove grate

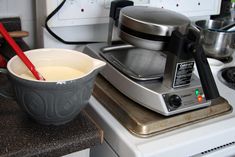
[218,67,235,90]
[217,56,233,64]
[221,67,235,84]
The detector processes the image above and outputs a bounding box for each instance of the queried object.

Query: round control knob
[168,95,182,110]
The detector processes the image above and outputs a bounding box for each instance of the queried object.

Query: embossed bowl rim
[7,48,106,83]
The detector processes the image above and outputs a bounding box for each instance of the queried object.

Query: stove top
[217,56,233,64]
[86,48,235,157]
[218,67,235,90]
[92,75,232,137]
[207,53,235,106]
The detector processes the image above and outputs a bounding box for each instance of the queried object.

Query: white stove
[213,61,235,106]
[35,0,234,156]
[89,54,235,157]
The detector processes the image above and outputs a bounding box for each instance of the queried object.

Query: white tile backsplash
[0,0,35,48]
[0,0,7,14]
[7,0,35,21]
[22,20,35,49]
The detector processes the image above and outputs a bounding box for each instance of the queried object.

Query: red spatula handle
[0,23,45,80]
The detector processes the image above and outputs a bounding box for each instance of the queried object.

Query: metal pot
[195,20,235,59]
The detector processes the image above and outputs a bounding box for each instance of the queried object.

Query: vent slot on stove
[191,141,235,157]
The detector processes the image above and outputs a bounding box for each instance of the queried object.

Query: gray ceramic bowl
[4,48,106,125]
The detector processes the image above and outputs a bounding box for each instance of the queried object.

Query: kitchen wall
[0,0,35,48]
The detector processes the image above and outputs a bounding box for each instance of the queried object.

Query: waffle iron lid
[119,6,191,37]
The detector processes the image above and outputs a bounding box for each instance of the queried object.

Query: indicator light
[198,95,203,102]
[195,89,200,96]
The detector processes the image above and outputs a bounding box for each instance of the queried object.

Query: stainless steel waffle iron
[83,0,220,116]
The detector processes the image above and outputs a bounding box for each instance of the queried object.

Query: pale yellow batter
[20,66,85,81]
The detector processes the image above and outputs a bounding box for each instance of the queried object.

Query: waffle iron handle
[188,43,220,100]
[107,0,134,46]
[109,0,134,25]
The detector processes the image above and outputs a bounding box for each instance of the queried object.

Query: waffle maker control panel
[163,87,207,112]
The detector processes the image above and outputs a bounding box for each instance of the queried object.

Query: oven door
[191,141,235,157]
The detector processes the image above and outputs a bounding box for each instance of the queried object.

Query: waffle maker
[84,0,220,116]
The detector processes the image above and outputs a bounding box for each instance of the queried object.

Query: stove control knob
[168,95,182,110]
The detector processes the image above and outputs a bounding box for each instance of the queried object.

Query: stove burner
[218,67,235,90]
[222,68,235,83]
